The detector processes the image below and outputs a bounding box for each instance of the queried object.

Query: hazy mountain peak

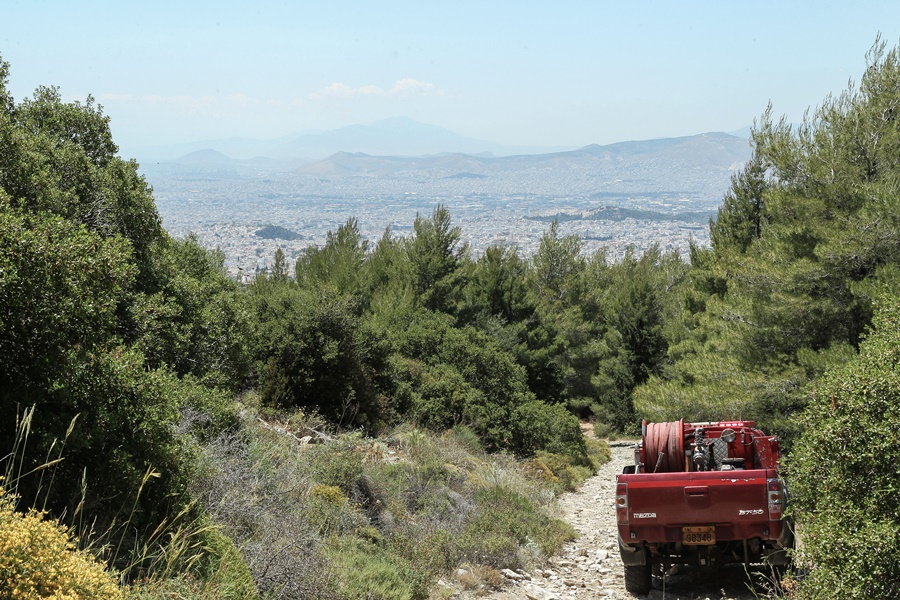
[370,116,439,131]
[177,148,236,163]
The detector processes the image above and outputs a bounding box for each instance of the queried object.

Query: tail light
[616,482,629,524]
[767,478,784,519]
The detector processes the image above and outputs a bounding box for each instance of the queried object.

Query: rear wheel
[624,563,652,595]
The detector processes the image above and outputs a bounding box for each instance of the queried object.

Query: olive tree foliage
[787,294,900,599]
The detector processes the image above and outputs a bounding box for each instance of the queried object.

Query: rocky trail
[455,441,781,600]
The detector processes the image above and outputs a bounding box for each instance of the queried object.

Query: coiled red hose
[643,419,685,472]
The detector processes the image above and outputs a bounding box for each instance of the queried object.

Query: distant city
[141,127,752,280]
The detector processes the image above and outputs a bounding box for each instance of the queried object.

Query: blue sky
[3,1,899,153]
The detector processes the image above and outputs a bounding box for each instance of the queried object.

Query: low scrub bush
[525,438,609,492]
[189,423,339,599]
[326,538,430,600]
[126,575,220,600]
[454,563,504,591]
[0,482,121,599]
[585,436,611,467]
[511,399,587,464]
[309,438,365,492]
[524,452,590,492]
[456,485,577,569]
[188,413,592,598]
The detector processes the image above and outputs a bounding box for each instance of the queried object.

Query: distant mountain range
[282,132,752,207]
[130,116,573,164]
[292,132,750,179]
[139,123,753,210]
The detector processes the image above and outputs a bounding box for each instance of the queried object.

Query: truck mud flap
[618,535,648,566]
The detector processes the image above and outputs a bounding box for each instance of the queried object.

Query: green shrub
[593,421,613,439]
[529,451,593,492]
[457,485,576,569]
[787,295,900,599]
[386,529,455,579]
[126,575,218,600]
[192,527,257,599]
[174,375,241,442]
[249,284,387,428]
[511,399,588,463]
[310,440,364,492]
[585,437,611,469]
[327,538,429,600]
[308,483,361,536]
[523,456,559,485]
[447,425,483,455]
[311,484,348,506]
[0,482,121,599]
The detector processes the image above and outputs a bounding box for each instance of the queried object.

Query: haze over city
[5,2,900,277]
[4,1,900,156]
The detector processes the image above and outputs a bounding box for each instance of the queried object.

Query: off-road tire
[624,563,652,595]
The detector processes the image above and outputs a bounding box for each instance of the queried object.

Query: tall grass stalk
[39,413,79,511]
[3,404,34,497]
[112,466,160,569]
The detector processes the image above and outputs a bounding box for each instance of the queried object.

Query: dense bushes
[1,56,253,586]
[787,295,900,599]
[247,282,387,427]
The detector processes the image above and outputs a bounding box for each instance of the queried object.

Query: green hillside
[3,38,900,598]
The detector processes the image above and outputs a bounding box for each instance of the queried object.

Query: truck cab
[615,420,792,594]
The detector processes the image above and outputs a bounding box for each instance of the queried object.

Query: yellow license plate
[682,526,716,545]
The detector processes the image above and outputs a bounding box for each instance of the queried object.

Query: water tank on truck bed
[615,420,792,595]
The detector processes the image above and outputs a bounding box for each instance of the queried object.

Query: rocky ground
[452,441,783,600]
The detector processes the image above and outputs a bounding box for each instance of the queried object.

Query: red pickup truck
[615,420,792,594]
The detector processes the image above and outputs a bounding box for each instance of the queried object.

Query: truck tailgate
[620,469,775,542]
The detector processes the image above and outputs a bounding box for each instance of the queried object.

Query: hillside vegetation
[2,38,900,599]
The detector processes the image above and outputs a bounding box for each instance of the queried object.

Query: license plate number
[682,526,716,545]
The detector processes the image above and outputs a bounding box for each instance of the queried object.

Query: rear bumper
[619,520,787,545]
[618,518,793,567]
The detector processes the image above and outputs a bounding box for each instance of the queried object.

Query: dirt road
[458,441,779,600]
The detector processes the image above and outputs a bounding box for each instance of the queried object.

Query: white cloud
[308,82,388,100]
[391,78,437,95]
